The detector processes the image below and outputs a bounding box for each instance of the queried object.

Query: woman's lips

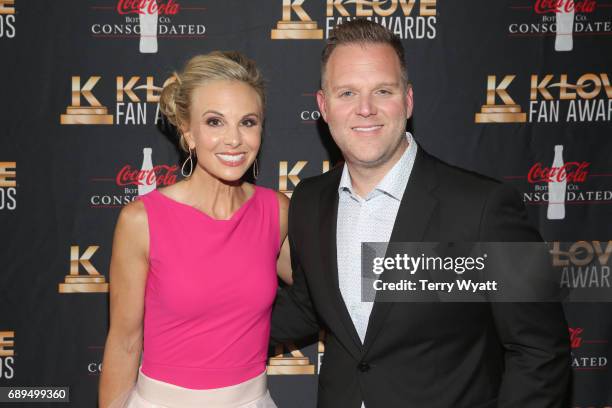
[215,153,246,167]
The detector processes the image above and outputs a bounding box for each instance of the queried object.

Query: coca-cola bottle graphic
[139,6,158,53]
[139,148,157,196]
[547,145,566,220]
[555,0,575,51]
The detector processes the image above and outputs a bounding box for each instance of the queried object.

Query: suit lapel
[363,148,439,353]
[318,171,364,359]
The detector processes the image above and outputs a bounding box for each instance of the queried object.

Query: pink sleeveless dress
[121,185,280,408]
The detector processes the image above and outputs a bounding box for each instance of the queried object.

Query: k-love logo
[507,0,611,52]
[267,331,327,375]
[279,160,331,197]
[504,145,612,219]
[271,0,437,40]
[475,73,612,123]
[552,241,611,291]
[0,331,15,380]
[58,245,109,293]
[60,75,176,125]
[0,0,15,38]
[90,0,206,54]
[267,343,316,375]
[0,161,16,211]
[566,326,609,369]
[90,147,178,208]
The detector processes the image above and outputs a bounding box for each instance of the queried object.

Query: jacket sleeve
[480,183,571,408]
[271,180,321,344]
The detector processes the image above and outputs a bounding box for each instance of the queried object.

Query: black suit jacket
[271,147,570,408]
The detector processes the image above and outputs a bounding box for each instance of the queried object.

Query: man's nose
[356,95,376,117]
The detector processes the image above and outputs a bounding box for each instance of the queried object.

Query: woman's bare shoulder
[116,199,148,233]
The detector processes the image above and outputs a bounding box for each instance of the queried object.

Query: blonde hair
[159,51,266,152]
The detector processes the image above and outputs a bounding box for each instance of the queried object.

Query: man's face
[317,43,413,169]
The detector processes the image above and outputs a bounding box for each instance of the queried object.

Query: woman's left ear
[182,128,196,150]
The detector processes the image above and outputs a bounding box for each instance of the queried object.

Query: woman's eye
[206,118,222,126]
[242,119,258,127]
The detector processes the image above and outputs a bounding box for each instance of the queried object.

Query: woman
[99,51,291,408]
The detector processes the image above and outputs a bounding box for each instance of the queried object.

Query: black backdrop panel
[1,1,611,406]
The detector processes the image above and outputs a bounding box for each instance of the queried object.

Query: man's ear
[405,85,414,119]
[316,89,328,123]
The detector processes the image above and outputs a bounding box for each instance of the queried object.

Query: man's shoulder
[292,164,343,198]
[423,150,510,200]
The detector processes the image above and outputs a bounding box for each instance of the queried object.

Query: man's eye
[206,118,222,126]
[340,91,354,97]
[377,89,392,95]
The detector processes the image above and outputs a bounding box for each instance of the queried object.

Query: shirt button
[358,362,370,372]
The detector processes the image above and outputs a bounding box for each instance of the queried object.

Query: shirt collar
[338,132,418,201]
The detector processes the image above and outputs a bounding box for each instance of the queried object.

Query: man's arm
[480,183,571,408]
[271,181,321,343]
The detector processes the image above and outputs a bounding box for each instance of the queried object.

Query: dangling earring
[253,158,259,180]
[181,149,194,177]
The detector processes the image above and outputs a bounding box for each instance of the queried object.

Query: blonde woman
[99,51,291,408]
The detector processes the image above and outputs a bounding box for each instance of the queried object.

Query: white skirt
[113,369,277,408]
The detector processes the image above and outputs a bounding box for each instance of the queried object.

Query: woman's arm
[98,200,150,408]
[276,192,292,285]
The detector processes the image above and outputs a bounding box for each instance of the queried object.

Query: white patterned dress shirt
[336,133,418,407]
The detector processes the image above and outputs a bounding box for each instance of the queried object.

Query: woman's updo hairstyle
[159,51,265,152]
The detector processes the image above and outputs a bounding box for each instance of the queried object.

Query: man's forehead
[327,44,400,71]
[327,47,401,77]
[328,42,396,59]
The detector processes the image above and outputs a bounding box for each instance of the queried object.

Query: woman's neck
[181,165,251,220]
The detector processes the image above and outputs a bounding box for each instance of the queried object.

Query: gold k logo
[279,161,330,197]
[58,245,109,293]
[0,162,16,187]
[485,75,518,106]
[475,75,527,123]
[70,245,100,276]
[283,0,313,22]
[271,0,323,40]
[0,0,15,14]
[279,161,307,197]
[0,331,14,357]
[60,77,113,125]
[71,76,104,107]
[267,343,316,375]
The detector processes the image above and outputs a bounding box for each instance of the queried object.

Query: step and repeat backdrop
[1,0,611,406]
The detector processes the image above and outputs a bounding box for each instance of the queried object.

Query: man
[272,19,570,408]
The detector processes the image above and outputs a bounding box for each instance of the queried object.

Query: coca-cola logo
[117,0,180,16]
[569,327,584,348]
[116,164,178,187]
[527,161,590,183]
[534,0,597,14]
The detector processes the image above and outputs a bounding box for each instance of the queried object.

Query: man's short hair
[321,19,409,89]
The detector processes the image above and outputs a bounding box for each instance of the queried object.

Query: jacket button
[358,362,370,372]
